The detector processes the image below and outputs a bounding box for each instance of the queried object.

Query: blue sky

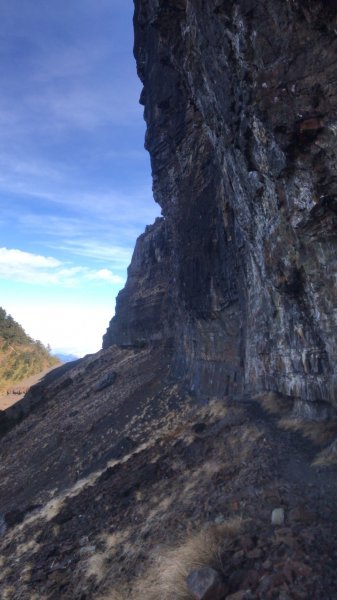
[0,0,159,356]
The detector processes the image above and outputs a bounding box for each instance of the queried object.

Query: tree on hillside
[0,307,32,344]
[0,307,60,392]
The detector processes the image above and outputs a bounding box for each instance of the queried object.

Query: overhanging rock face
[105,0,337,407]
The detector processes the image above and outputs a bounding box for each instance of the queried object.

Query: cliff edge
[105,0,337,413]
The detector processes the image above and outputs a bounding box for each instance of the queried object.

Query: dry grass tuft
[158,423,191,445]
[206,398,228,420]
[278,418,337,446]
[254,392,293,416]
[107,518,243,600]
[41,496,66,522]
[84,530,131,584]
[16,539,40,557]
[227,424,263,463]
[2,587,16,600]
[20,564,32,583]
[102,530,129,552]
[86,553,106,582]
[312,438,337,467]
[0,567,10,583]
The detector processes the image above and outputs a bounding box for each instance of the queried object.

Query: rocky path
[242,398,334,488]
[1,384,337,600]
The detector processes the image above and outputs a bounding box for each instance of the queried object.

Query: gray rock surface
[186,567,227,600]
[271,508,285,526]
[0,513,6,536]
[93,371,117,392]
[104,0,337,410]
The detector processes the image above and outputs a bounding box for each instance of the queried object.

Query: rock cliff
[105,0,337,412]
[1,3,337,599]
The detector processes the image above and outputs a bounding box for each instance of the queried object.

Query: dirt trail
[0,365,61,411]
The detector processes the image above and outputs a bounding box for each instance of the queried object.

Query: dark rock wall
[105,0,337,407]
[103,217,174,348]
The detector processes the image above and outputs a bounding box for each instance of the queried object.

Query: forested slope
[0,307,59,393]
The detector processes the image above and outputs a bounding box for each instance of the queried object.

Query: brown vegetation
[0,306,59,394]
[106,519,243,600]
[253,392,294,416]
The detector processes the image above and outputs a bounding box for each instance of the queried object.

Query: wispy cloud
[0,184,158,272]
[0,2,141,138]
[54,240,133,266]
[0,156,156,225]
[0,247,124,287]
[87,268,123,284]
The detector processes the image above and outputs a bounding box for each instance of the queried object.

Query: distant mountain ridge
[0,307,60,393]
[54,352,79,363]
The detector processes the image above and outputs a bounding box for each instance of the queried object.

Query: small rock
[288,559,312,578]
[226,591,252,600]
[233,550,245,560]
[214,515,225,525]
[79,535,89,546]
[282,563,294,584]
[79,545,96,555]
[257,574,274,595]
[0,513,6,536]
[278,592,292,600]
[242,569,260,588]
[273,532,298,552]
[236,536,255,551]
[264,488,281,501]
[93,371,117,392]
[186,567,227,600]
[272,508,285,526]
[228,568,246,591]
[288,507,315,524]
[247,548,263,559]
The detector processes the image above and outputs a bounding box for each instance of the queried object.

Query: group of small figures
[6,387,29,396]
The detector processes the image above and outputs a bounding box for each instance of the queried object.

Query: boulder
[186,567,227,600]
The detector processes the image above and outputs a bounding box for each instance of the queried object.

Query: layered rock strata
[105,0,337,409]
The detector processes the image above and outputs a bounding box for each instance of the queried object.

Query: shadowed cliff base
[1,0,337,598]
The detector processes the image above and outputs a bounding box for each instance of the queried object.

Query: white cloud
[0,247,125,287]
[86,268,124,284]
[0,247,60,269]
